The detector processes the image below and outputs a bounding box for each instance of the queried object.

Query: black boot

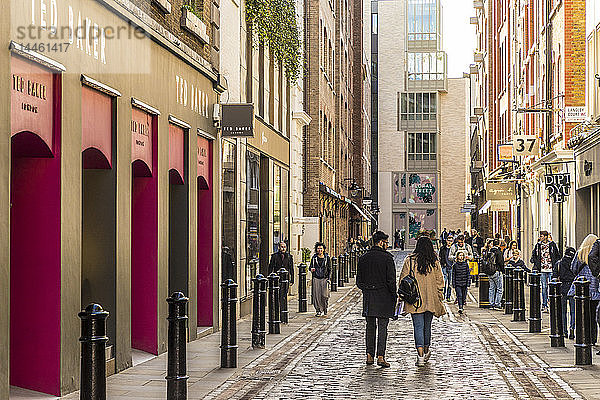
[569,328,575,340]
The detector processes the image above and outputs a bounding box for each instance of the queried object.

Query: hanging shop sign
[221,104,254,137]
[545,173,571,203]
[486,182,516,201]
[490,200,510,212]
[512,135,540,157]
[498,144,514,162]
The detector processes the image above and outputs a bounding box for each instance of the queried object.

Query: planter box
[152,0,172,13]
[181,7,209,44]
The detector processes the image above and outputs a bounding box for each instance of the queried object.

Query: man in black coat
[356,231,397,368]
[588,240,600,278]
[268,241,294,285]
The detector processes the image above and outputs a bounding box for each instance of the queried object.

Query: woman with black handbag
[398,236,445,367]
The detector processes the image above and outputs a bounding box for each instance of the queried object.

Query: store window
[273,165,290,252]
[407,173,437,204]
[408,209,437,247]
[393,173,408,204]
[221,140,237,282]
[246,151,260,262]
[400,92,437,121]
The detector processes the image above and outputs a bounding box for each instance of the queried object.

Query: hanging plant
[246,0,302,83]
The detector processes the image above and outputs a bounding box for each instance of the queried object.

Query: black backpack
[398,256,421,309]
[480,250,497,276]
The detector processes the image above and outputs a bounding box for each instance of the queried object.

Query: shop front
[2,0,220,396]
[574,128,600,243]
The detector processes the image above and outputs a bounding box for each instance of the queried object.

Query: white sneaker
[424,350,432,363]
[416,355,426,367]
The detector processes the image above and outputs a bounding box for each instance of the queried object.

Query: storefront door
[197,137,213,327]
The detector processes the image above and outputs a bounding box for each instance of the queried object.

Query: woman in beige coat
[399,236,445,366]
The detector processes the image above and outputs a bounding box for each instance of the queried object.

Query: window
[407,0,437,41]
[407,52,445,81]
[407,132,437,161]
[400,92,437,120]
[372,13,378,34]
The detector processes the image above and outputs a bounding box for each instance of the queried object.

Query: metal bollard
[79,304,109,400]
[251,274,267,349]
[504,265,514,315]
[478,273,490,308]
[298,263,308,313]
[529,272,542,333]
[574,277,592,365]
[338,255,345,288]
[330,257,338,292]
[166,292,189,400]
[278,268,290,324]
[346,250,352,283]
[268,273,281,334]
[220,279,238,368]
[549,279,565,347]
[513,268,526,322]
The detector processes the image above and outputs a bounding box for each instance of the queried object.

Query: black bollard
[220,279,238,368]
[330,257,338,292]
[529,272,542,333]
[513,267,526,322]
[338,255,345,288]
[268,273,281,334]
[549,279,565,347]
[346,251,352,283]
[166,292,189,400]
[504,265,514,315]
[478,273,490,308]
[79,304,109,400]
[298,263,308,313]
[574,277,592,365]
[251,274,267,349]
[278,268,290,324]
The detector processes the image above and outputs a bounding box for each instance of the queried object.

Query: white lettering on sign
[545,173,571,203]
[29,1,107,64]
[175,75,210,118]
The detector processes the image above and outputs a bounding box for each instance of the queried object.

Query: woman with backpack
[398,236,445,367]
[452,251,471,314]
[568,234,600,346]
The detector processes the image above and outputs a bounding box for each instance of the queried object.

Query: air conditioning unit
[474,52,484,63]
[470,116,479,124]
[470,64,478,75]
[474,107,484,116]
[470,16,478,25]
[474,0,484,10]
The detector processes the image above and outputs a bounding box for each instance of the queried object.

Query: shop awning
[478,200,492,214]
[479,200,510,214]
[351,202,370,221]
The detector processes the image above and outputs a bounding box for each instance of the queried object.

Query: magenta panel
[131,113,159,354]
[197,141,213,326]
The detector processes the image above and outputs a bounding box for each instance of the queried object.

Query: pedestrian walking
[448,235,474,264]
[439,235,454,302]
[441,228,449,242]
[309,242,331,316]
[269,241,295,286]
[482,238,504,310]
[530,231,561,312]
[467,229,485,258]
[399,236,445,367]
[394,230,401,249]
[506,249,528,272]
[553,247,576,339]
[452,251,471,313]
[356,231,397,368]
[504,240,518,264]
[568,234,600,345]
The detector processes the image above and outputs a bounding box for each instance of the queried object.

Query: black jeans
[366,317,389,357]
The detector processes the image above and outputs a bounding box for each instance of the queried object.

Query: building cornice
[292,111,312,126]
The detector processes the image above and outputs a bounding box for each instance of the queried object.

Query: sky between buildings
[441,0,476,79]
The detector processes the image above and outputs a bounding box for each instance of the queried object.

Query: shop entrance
[10,64,61,395]
[10,58,61,396]
[81,87,117,370]
[131,108,159,355]
[197,137,213,327]
[168,124,189,297]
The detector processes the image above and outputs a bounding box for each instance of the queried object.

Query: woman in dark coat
[356,231,397,367]
[553,247,576,338]
[452,251,470,313]
[309,242,331,316]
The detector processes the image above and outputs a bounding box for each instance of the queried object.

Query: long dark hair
[413,236,438,275]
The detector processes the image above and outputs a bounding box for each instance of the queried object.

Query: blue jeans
[455,286,468,308]
[540,272,551,308]
[561,295,575,332]
[442,266,453,300]
[411,311,434,348]
[488,271,503,308]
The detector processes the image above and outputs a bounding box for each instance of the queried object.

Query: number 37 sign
[512,135,540,157]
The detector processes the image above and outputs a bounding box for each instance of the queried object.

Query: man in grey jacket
[448,235,474,264]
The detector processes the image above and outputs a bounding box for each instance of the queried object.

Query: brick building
[470,0,586,255]
[304,0,371,254]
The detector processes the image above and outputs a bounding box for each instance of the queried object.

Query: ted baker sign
[12,73,48,114]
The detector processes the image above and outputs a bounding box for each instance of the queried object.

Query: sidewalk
[463,285,600,400]
[57,279,357,400]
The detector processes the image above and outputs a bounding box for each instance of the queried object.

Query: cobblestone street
[204,252,586,399]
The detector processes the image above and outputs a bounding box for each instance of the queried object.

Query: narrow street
[203,252,585,400]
